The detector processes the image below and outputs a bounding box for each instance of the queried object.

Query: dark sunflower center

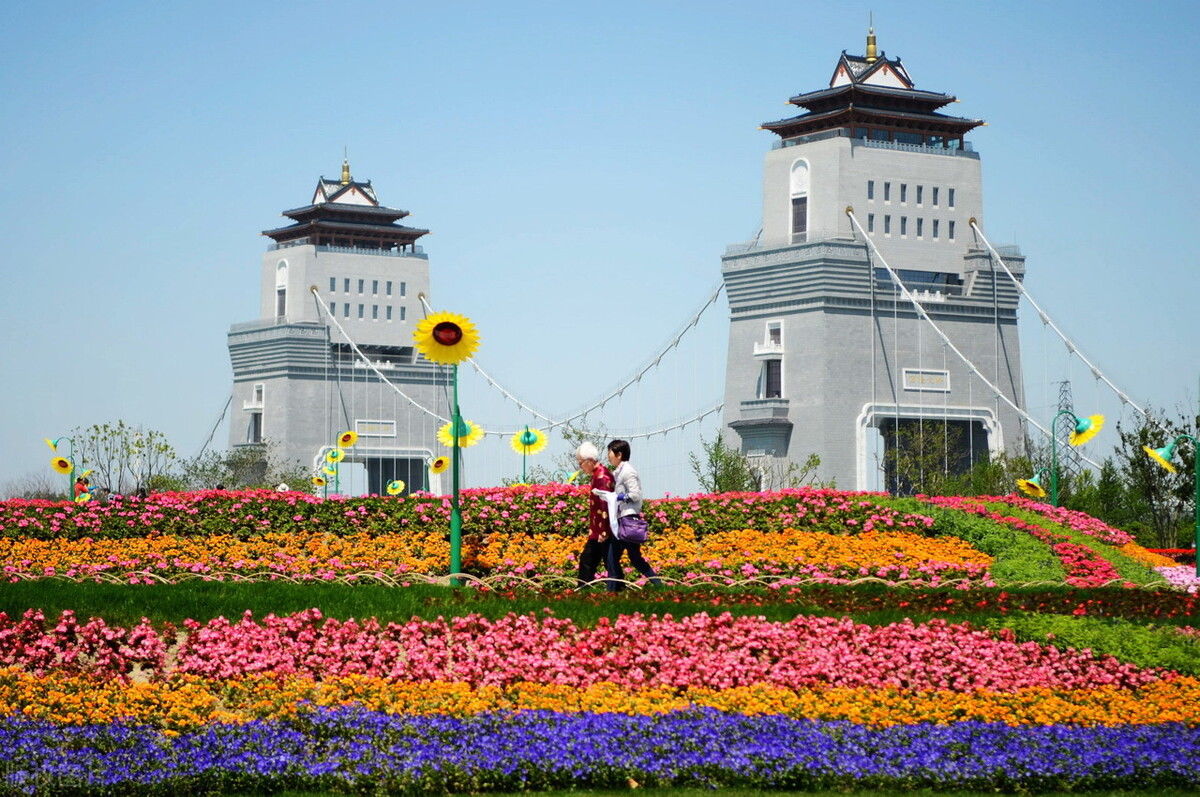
[432,322,463,346]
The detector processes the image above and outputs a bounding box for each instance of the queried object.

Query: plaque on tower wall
[902,369,951,392]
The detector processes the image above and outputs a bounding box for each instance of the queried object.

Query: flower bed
[0,487,935,541]
[3,670,1198,731]
[921,497,1133,587]
[1156,566,1200,593]
[4,708,1198,792]
[990,496,1134,545]
[0,609,1165,691]
[0,526,991,585]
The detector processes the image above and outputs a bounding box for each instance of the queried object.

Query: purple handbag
[617,514,648,543]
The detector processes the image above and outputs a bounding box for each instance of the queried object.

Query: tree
[882,420,970,496]
[503,423,610,486]
[175,441,308,491]
[1115,409,1196,548]
[690,435,828,493]
[690,434,757,493]
[70,421,177,494]
[1,471,64,500]
[937,450,1037,498]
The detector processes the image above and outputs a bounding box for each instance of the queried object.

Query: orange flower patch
[1,669,1197,731]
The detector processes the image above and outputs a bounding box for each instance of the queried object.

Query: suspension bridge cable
[969,219,1159,426]
[310,288,451,425]
[193,394,232,460]
[418,284,725,431]
[314,286,722,440]
[611,402,725,440]
[846,208,1104,469]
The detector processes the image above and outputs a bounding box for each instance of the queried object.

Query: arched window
[274,261,288,322]
[790,160,809,243]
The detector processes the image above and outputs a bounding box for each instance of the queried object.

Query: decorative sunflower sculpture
[386,479,406,495]
[510,426,548,456]
[430,456,450,475]
[1068,414,1105,446]
[322,464,338,476]
[438,419,484,448]
[43,438,59,452]
[311,475,327,487]
[1016,477,1047,499]
[412,312,480,365]
[51,457,72,475]
[326,448,346,464]
[338,430,358,448]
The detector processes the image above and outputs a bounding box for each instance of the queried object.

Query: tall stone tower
[720,32,1027,490]
[227,162,445,493]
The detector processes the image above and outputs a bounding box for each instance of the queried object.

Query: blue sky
[1,0,1196,495]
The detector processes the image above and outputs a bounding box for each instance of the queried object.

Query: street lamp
[510,425,548,483]
[1143,435,1198,577]
[1016,410,1104,506]
[1016,468,1050,500]
[44,436,77,500]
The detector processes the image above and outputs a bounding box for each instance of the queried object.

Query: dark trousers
[577,539,613,588]
[607,540,662,590]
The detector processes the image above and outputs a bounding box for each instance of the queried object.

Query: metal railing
[268,240,427,258]
[772,128,978,158]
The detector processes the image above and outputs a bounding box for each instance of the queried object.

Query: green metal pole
[450,364,463,585]
[1050,413,1061,507]
[1193,440,1198,578]
[66,438,75,501]
[521,425,529,483]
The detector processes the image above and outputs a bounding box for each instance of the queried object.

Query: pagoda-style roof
[762,104,982,140]
[763,35,983,144]
[787,82,956,112]
[263,163,429,249]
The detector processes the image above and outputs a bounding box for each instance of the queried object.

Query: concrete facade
[721,55,1027,490]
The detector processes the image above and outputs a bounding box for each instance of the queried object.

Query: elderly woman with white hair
[574,440,618,589]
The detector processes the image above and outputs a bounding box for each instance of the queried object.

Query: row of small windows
[335,302,407,321]
[866,181,954,208]
[328,277,407,297]
[866,214,956,241]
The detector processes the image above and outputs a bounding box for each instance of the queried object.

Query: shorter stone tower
[227,163,445,493]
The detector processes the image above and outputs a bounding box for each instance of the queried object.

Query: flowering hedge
[0,487,935,541]
[4,709,1199,793]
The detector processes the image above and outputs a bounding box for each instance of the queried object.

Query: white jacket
[612,461,643,518]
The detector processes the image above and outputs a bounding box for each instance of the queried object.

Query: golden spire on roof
[340,157,351,185]
[865,13,877,63]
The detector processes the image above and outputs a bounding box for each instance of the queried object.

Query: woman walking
[605,439,661,589]
[575,441,616,588]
